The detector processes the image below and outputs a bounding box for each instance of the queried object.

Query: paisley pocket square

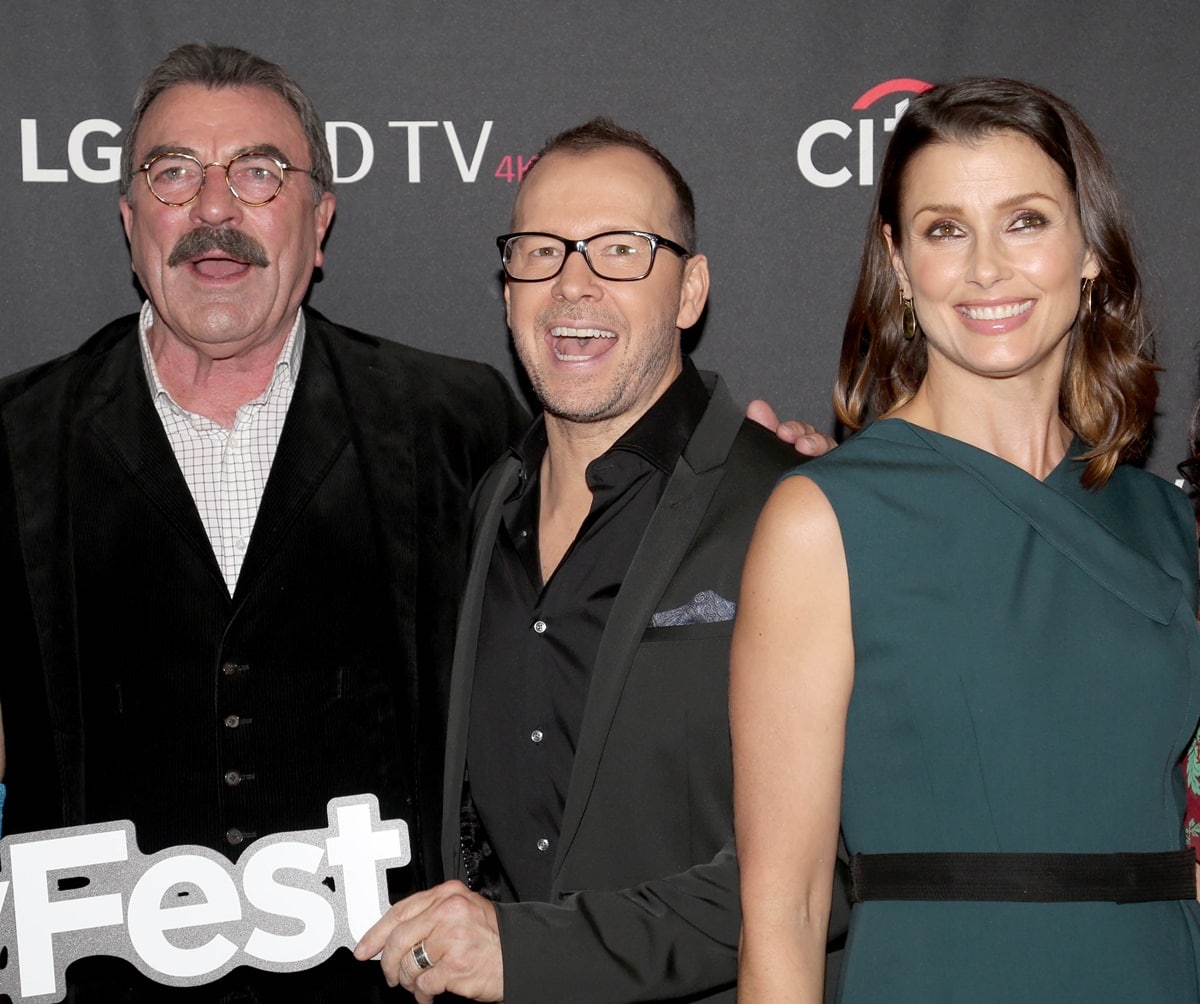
[650,589,737,627]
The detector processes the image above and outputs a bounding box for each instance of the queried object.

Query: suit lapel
[84,334,219,575]
[554,377,743,871]
[297,316,417,662]
[233,324,352,600]
[442,456,522,875]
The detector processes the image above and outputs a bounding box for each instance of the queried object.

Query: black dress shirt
[467,360,709,901]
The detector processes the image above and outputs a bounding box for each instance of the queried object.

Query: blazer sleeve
[494,839,739,1003]
[493,840,850,1003]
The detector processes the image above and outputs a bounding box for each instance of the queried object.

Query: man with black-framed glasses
[357,117,847,1004]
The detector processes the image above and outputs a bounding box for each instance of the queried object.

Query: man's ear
[675,254,710,330]
[120,195,134,244]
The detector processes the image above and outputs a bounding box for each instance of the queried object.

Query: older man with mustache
[0,42,526,1002]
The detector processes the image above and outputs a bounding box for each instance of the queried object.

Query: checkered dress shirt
[138,302,303,594]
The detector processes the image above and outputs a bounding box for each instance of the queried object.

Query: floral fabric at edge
[1186,738,1200,852]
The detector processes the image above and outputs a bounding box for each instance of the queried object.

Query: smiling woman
[732,77,1200,1003]
[881,132,1099,423]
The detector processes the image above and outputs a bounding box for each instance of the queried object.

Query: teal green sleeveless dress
[797,420,1200,1002]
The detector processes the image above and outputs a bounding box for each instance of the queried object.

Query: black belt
[849,850,1195,904]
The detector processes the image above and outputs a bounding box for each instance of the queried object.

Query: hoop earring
[1080,277,1095,322]
[901,295,917,341]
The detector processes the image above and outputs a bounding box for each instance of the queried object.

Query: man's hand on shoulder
[746,399,836,457]
[354,880,503,1003]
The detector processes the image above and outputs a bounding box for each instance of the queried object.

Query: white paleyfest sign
[0,794,408,1001]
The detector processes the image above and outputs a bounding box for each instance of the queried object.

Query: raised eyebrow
[514,233,565,245]
[911,203,962,218]
[141,145,201,162]
[912,192,1062,217]
[139,144,295,164]
[585,231,650,247]
[998,191,1061,211]
[233,144,293,163]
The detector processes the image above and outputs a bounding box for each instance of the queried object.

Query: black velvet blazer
[0,309,527,890]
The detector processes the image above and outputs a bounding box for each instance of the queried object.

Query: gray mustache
[167,228,270,268]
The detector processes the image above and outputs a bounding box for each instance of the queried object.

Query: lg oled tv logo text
[19,119,534,185]
[797,78,933,188]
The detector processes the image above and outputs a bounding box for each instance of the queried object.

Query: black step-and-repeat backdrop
[5,1,1199,476]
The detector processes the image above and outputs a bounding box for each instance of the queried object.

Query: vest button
[225,828,245,846]
[224,770,243,787]
[224,715,241,729]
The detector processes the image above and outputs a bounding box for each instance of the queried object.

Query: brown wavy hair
[836,77,1155,488]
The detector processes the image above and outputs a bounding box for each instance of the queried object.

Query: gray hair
[120,42,332,204]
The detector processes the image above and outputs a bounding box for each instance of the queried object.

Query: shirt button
[224,715,241,729]
[224,770,243,787]
[225,828,245,846]
[536,838,550,852]
[533,620,547,634]
[530,729,544,743]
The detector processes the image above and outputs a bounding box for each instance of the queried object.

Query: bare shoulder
[753,474,845,558]
[737,473,850,635]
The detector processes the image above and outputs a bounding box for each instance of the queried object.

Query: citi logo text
[796,78,933,188]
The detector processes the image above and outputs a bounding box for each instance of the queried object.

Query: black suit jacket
[443,374,802,1003]
[0,309,527,1001]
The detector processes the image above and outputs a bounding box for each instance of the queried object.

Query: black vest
[71,434,411,868]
